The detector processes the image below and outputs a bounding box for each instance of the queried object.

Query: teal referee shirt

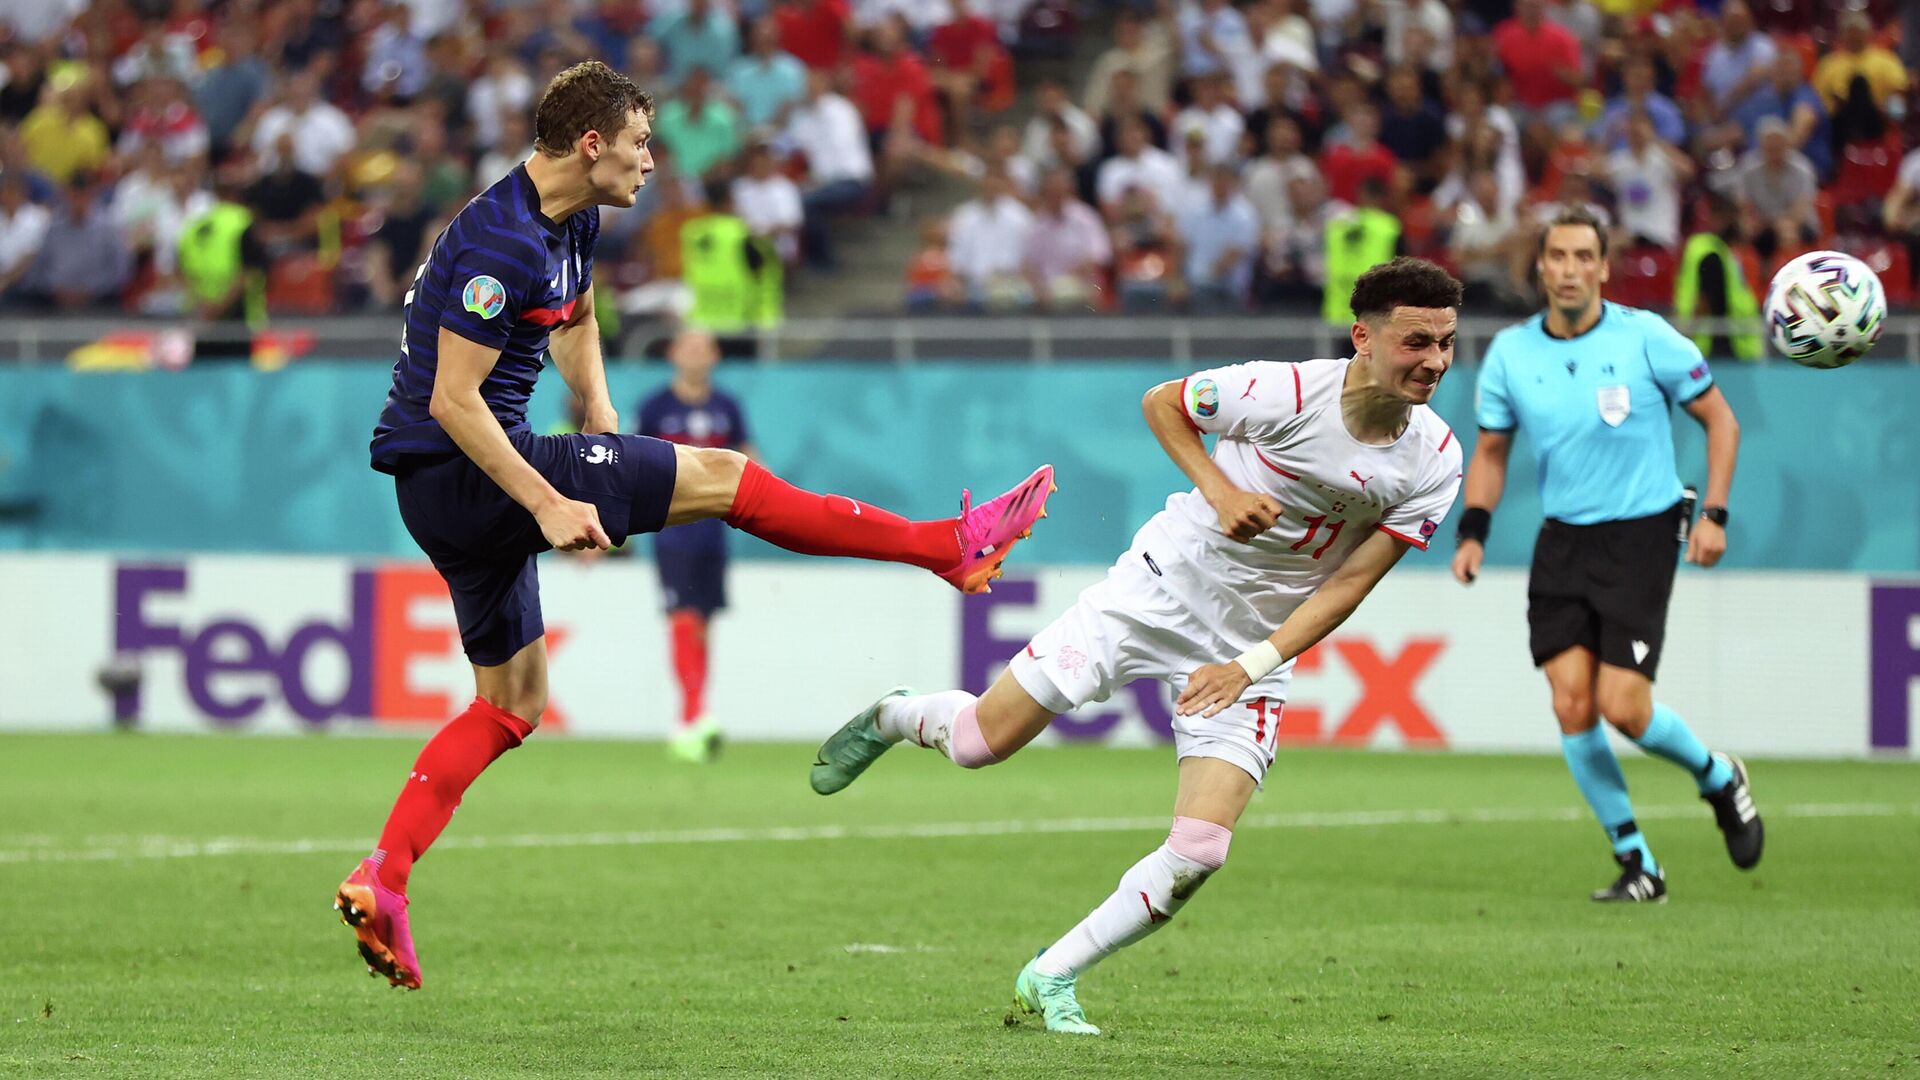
[1475,302,1713,525]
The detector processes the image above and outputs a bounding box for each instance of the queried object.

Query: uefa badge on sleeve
[462,274,507,320]
[1419,519,1438,541]
[1192,378,1219,418]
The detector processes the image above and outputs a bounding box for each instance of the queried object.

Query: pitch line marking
[1,801,1913,866]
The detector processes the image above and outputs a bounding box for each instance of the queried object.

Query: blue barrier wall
[1,359,1914,569]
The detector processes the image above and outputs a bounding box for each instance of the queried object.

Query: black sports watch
[1701,506,1729,527]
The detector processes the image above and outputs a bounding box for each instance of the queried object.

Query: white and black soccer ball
[1764,250,1886,369]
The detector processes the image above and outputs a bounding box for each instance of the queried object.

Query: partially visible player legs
[1595,665,1764,870]
[1015,756,1254,1035]
[337,638,549,988]
[1545,647,1666,902]
[665,609,722,763]
[666,445,1055,594]
[810,670,1054,794]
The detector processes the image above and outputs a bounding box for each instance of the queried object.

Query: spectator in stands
[574,0,648,64]
[919,123,1041,196]
[467,48,537,155]
[1169,72,1245,172]
[1491,0,1584,135]
[1241,62,1306,158]
[1024,166,1111,310]
[1083,8,1174,118]
[1735,116,1818,265]
[1321,177,1400,323]
[656,67,743,181]
[1096,69,1168,162]
[948,168,1036,308]
[1231,0,1312,111]
[1812,13,1909,150]
[1179,163,1259,313]
[250,68,356,180]
[1177,0,1252,82]
[726,16,808,136]
[1743,52,1831,179]
[1448,170,1521,308]
[0,173,49,303]
[1109,184,1179,313]
[1385,0,1453,73]
[361,4,430,102]
[1597,110,1692,251]
[1593,56,1685,154]
[614,167,699,322]
[852,15,943,183]
[1887,148,1920,276]
[1699,1,1775,127]
[928,0,1010,148]
[111,19,203,89]
[362,160,437,309]
[731,141,804,265]
[475,110,535,191]
[786,68,874,269]
[1378,66,1447,193]
[1675,192,1763,361]
[1096,116,1182,220]
[113,145,212,295]
[197,24,270,161]
[1318,103,1399,206]
[904,217,961,311]
[650,0,742,82]
[773,0,854,73]
[1021,80,1099,175]
[246,131,329,260]
[0,41,48,124]
[30,173,131,310]
[1244,115,1316,239]
[683,178,780,331]
[19,74,111,186]
[118,77,211,165]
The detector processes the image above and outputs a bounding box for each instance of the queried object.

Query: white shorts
[1008,552,1294,784]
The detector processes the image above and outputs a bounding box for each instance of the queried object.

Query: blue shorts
[393,429,678,665]
[654,518,729,616]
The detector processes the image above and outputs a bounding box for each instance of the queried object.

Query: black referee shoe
[1702,752,1764,870]
[1591,850,1667,903]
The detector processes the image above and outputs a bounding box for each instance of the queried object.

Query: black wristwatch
[1702,506,1729,527]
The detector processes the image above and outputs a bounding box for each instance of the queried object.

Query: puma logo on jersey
[1240,379,1258,400]
[1140,892,1170,923]
[1350,471,1373,492]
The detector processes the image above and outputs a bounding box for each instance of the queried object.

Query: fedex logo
[112,563,542,727]
[960,579,1446,746]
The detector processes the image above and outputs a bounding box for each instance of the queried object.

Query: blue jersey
[635,386,751,451]
[370,164,600,472]
[1476,302,1712,525]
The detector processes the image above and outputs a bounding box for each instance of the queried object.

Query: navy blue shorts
[654,518,729,616]
[393,429,678,665]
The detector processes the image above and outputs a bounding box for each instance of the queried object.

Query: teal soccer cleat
[809,687,912,795]
[1013,951,1101,1035]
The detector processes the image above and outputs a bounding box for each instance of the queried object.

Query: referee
[1452,209,1763,903]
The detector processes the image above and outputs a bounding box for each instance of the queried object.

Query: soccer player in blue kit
[334,62,1056,988]
[1452,209,1763,903]
[637,329,756,763]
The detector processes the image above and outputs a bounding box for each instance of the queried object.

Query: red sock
[371,697,532,894]
[723,460,959,572]
[669,610,708,726]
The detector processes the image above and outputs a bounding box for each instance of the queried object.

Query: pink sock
[949,702,1000,768]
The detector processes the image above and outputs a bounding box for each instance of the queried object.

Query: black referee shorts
[1527,502,1684,679]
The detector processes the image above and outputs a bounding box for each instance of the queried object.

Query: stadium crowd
[0,0,1912,328]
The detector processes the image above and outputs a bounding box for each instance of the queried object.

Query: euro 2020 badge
[1192,378,1219,419]
[463,274,507,320]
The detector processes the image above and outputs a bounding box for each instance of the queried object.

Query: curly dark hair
[534,61,654,157]
[1349,257,1463,320]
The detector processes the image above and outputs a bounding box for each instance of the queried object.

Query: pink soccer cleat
[334,860,422,990]
[937,465,1057,595]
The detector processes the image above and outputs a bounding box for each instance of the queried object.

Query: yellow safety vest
[1673,232,1762,360]
[1322,207,1401,325]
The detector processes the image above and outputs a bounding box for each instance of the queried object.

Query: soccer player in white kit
[809,257,1466,1035]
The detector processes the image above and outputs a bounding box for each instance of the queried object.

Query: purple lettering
[1869,584,1920,750]
[278,572,376,723]
[184,620,272,724]
[113,565,187,716]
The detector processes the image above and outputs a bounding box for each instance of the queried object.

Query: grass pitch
[2,733,1916,1078]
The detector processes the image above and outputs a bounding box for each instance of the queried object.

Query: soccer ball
[1764,251,1886,368]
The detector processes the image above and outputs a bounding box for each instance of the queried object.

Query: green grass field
[3,733,1917,1078]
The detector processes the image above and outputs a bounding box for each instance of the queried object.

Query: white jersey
[1130,356,1464,653]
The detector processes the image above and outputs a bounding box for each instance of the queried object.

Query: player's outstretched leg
[810,673,1053,794]
[334,685,537,988]
[712,455,1056,595]
[1562,727,1666,902]
[1014,759,1250,1034]
[1628,703,1762,869]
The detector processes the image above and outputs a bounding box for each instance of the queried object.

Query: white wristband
[1232,640,1284,682]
